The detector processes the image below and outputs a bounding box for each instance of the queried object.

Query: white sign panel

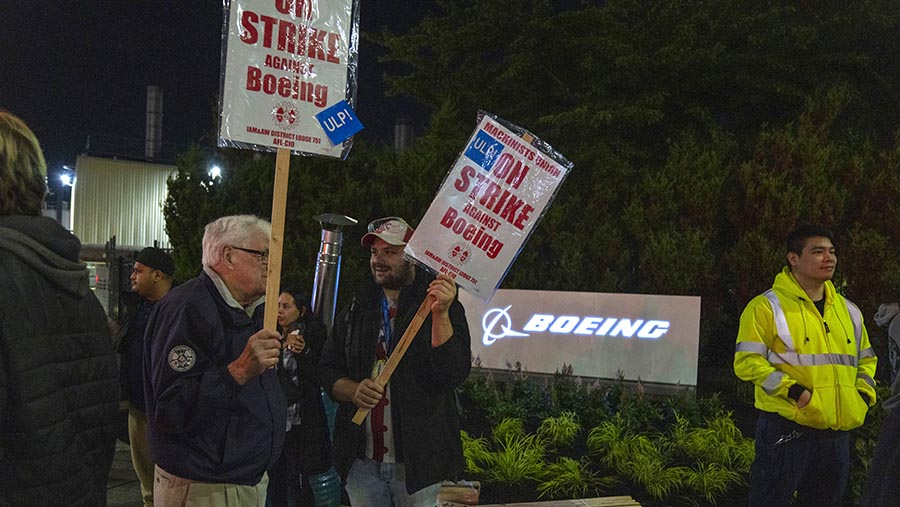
[219,0,354,157]
[406,115,571,300]
[459,289,701,386]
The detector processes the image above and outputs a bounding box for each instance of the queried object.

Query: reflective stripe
[735,342,768,355]
[768,352,858,367]
[845,299,863,356]
[764,290,796,351]
[747,292,871,394]
[762,371,785,394]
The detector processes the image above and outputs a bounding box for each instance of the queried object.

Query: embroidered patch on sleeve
[168,345,196,372]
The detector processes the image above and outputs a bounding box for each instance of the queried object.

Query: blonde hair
[0,111,47,216]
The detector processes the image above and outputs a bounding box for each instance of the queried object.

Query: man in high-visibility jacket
[735,224,877,507]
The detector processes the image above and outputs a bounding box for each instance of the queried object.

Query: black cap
[135,247,175,277]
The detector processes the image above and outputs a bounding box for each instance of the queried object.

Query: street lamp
[57,168,74,229]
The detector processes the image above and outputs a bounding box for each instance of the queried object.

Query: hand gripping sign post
[218,0,360,331]
[351,111,574,424]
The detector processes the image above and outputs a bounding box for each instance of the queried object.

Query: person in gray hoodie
[861,302,900,506]
[0,110,119,506]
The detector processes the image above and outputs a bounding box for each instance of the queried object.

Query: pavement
[107,441,144,507]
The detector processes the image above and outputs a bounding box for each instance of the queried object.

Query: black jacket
[0,216,119,507]
[275,312,332,475]
[144,271,287,485]
[319,267,471,493]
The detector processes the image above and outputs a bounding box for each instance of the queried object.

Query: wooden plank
[262,147,291,332]
[476,496,641,507]
[351,294,435,424]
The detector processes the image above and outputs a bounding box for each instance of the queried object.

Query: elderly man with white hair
[144,215,287,507]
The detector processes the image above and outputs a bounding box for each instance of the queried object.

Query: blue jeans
[344,458,441,507]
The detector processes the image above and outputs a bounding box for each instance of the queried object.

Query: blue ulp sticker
[315,100,364,145]
[464,130,504,171]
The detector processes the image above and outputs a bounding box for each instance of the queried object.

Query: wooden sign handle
[351,294,435,425]
[263,148,291,332]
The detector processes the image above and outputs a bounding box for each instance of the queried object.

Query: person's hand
[227,329,282,385]
[284,329,306,354]
[428,274,457,315]
[352,378,385,409]
[797,389,812,409]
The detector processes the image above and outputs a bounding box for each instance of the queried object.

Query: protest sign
[217,0,359,330]
[218,0,358,158]
[405,112,574,300]
[351,112,573,424]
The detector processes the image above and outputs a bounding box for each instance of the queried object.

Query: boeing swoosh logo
[482,305,530,345]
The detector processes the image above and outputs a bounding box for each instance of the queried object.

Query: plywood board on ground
[478,496,641,507]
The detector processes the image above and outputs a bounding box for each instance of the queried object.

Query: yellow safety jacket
[734,267,877,431]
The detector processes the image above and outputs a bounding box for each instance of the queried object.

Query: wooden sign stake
[263,148,291,332]
[351,294,436,425]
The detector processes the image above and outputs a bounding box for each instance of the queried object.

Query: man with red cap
[320,216,472,507]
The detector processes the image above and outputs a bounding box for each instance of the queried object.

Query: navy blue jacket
[143,271,286,485]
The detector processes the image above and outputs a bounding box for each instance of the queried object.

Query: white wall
[72,155,175,248]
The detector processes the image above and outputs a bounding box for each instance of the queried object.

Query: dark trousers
[748,411,849,507]
[267,427,316,507]
[861,406,900,506]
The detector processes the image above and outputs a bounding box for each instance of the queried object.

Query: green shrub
[684,462,744,505]
[463,369,756,505]
[483,431,548,485]
[617,384,664,432]
[537,411,581,449]
[536,457,619,500]
[460,430,491,475]
[492,417,525,442]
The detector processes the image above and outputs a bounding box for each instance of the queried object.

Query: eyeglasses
[229,245,269,263]
[367,216,404,233]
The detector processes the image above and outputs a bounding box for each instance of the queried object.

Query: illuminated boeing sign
[480,306,671,345]
[459,289,700,386]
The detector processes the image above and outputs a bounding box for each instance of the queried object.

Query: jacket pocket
[838,385,868,429]
[793,385,831,430]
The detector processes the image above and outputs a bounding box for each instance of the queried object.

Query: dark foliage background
[165,0,900,375]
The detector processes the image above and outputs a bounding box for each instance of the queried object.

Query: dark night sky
[0,1,430,178]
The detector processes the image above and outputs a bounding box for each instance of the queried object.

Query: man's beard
[373,262,413,290]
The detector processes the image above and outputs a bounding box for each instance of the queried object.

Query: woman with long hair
[268,286,333,507]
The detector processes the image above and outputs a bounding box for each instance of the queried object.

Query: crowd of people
[3,106,900,507]
[0,110,472,507]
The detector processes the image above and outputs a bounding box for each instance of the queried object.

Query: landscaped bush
[459,367,891,506]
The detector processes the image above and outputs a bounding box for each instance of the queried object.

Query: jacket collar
[773,266,836,305]
[202,266,265,317]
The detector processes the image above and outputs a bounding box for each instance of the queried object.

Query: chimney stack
[393,118,414,151]
[145,85,163,159]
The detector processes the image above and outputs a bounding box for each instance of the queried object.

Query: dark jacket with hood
[319,267,471,494]
[0,215,119,507]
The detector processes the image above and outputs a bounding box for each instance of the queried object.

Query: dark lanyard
[380,293,394,351]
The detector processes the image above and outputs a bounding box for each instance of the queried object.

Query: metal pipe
[310,213,357,333]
